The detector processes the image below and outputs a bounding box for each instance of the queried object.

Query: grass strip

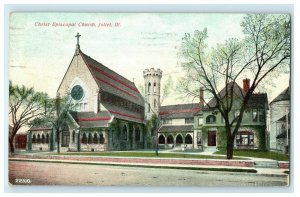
[214,150,289,161]
[48,152,243,160]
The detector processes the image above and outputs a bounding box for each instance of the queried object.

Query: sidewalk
[9,153,289,177]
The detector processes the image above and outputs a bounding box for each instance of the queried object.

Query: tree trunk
[226,141,234,159]
[57,131,60,154]
[226,133,234,160]
[9,136,15,154]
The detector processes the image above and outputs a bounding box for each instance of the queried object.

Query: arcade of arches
[158,133,193,146]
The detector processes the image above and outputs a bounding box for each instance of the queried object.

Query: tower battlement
[143,68,162,78]
[143,67,162,120]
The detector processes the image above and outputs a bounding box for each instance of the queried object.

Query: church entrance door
[62,128,70,147]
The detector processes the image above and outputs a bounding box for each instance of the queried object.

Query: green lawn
[214,149,289,161]
[50,151,243,160]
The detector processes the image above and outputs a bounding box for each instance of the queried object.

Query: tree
[178,14,290,159]
[29,93,77,153]
[9,81,48,154]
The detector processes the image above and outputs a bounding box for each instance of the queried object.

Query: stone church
[27,33,161,152]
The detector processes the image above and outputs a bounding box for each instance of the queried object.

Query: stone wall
[57,52,99,112]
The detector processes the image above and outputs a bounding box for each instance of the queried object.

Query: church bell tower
[143,68,162,120]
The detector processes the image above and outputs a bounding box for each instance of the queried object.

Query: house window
[236,134,254,145]
[198,116,203,125]
[154,99,157,108]
[252,109,258,122]
[148,104,150,113]
[185,118,194,124]
[84,103,88,110]
[154,82,157,93]
[206,115,216,124]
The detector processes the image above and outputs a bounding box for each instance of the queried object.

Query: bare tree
[9,81,48,154]
[178,14,290,159]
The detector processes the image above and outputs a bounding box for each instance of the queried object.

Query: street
[9,161,288,186]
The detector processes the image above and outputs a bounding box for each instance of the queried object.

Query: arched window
[37,134,41,144]
[176,135,183,144]
[72,131,75,143]
[154,82,157,93]
[206,115,216,124]
[88,133,93,144]
[82,133,87,144]
[32,134,36,143]
[167,135,174,144]
[185,134,193,144]
[46,134,49,144]
[93,133,98,144]
[148,82,151,93]
[123,125,128,140]
[135,127,140,142]
[99,133,105,144]
[158,135,165,144]
[42,134,45,144]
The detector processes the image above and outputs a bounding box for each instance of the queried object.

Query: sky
[9,13,290,105]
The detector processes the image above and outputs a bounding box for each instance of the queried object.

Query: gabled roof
[204,82,268,110]
[80,51,144,107]
[159,103,201,119]
[159,125,194,133]
[69,111,111,128]
[271,87,290,103]
[205,82,244,109]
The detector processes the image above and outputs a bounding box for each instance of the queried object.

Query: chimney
[200,87,204,107]
[243,78,250,92]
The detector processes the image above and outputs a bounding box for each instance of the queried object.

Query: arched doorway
[61,125,70,147]
[185,134,193,144]
[176,135,183,145]
[158,135,165,144]
[167,135,174,144]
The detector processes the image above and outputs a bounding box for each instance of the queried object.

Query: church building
[27,33,151,152]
